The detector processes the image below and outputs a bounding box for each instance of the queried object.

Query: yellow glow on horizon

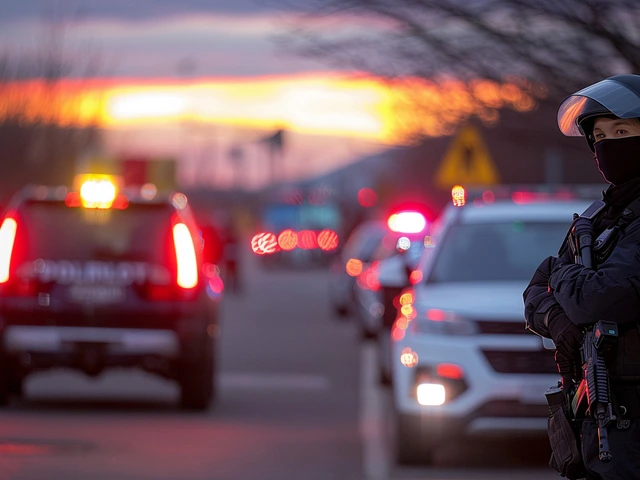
[100,75,391,141]
[109,93,186,119]
[0,73,540,144]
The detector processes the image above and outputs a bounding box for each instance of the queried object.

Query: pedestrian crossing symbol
[434,124,500,189]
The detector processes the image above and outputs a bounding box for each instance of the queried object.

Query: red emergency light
[387,211,426,234]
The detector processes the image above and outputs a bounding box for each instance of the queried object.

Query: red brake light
[426,309,448,322]
[387,211,426,234]
[65,191,82,207]
[278,229,298,251]
[511,191,574,204]
[111,194,130,209]
[512,191,540,204]
[346,258,363,276]
[391,324,406,341]
[0,217,18,283]
[357,265,380,291]
[409,270,423,285]
[318,229,339,251]
[172,223,198,289]
[298,230,318,250]
[436,363,464,380]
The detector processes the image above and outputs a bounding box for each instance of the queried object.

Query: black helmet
[557,74,640,151]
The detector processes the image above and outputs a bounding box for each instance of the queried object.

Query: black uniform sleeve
[523,256,564,338]
[549,219,640,326]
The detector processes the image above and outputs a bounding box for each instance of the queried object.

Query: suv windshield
[428,221,569,282]
[18,201,173,263]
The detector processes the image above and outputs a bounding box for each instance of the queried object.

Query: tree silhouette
[0,6,102,202]
[282,0,640,139]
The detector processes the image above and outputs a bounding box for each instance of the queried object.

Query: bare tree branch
[279,0,640,138]
[0,5,104,197]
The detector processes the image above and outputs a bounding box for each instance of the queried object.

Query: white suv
[390,189,592,464]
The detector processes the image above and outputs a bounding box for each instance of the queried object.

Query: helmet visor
[558,78,640,136]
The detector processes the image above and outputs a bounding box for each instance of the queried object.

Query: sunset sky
[0,1,402,189]
[0,1,537,189]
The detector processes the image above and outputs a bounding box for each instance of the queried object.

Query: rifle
[566,200,618,463]
[570,320,618,462]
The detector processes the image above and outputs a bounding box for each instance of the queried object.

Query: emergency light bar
[387,211,426,234]
[74,174,121,209]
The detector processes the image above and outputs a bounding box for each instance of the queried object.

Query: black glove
[554,349,581,393]
[536,257,567,282]
[534,256,564,281]
[554,350,575,377]
[547,306,584,359]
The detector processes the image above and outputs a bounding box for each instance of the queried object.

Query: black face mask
[594,135,640,186]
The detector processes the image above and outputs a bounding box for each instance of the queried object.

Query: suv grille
[477,321,529,335]
[482,349,557,374]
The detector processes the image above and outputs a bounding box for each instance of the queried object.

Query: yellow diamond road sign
[435,124,500,189]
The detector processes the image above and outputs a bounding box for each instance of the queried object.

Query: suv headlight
[410,308,478,335]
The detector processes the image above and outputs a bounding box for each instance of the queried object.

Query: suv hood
[412,282,528,320]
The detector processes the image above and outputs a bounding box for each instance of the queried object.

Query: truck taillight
[0,217,17,283]
[173,223,198,289]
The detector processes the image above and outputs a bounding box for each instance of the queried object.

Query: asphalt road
[0,247,558,480]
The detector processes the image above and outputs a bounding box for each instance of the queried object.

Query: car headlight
[410,308,478,335]
[416,383,446,406]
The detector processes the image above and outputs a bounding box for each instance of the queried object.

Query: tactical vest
[588,198,640,415]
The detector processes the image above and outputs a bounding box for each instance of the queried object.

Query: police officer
[524,74,640,479]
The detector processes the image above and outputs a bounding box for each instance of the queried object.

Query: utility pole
[228,145,244,190]
[263,129,284,185]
